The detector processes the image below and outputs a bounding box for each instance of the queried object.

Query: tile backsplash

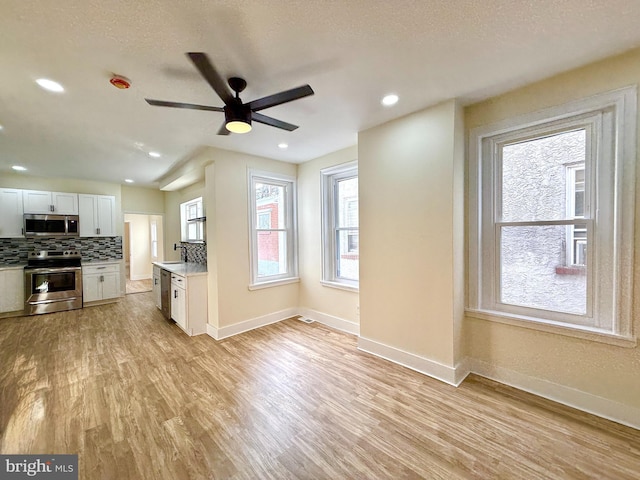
[0,237,123,264]
[181,242,207,265]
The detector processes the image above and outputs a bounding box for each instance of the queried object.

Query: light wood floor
[126,278,153,294]
[1,293,638,479]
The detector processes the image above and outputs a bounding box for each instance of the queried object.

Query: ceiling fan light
[226,120,252,134]
[224,105,252,134]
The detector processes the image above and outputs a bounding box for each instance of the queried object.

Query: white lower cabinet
[171,274,187,330]
[0,268,25,313]
[83,262,121,304]
[169,272,207,336]
[152,265,161,309]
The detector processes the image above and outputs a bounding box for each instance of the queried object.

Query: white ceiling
[3,0,640,188]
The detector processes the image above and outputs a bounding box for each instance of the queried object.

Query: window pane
[188,222,197,240]
[257,211,271,229]
[257,231,287,277]
[187,203,197,219]
[336,229,359,280]
[500,225,587,315]
[256,183,284,229]
[502,130,586,222]
[337,177,358,228]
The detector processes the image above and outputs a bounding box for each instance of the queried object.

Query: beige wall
[0,173,124,235]
[297,146,360,324]
[121,185,165,214]
[205,148,299,330]
[163,181,205,261]
[358,99,465,368]
[464,48,640,408]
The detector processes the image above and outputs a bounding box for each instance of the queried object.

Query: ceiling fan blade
[217,122,231,135]
[252,112,298,131]
[145,99,224,112]
[247,85,314,112]
[186,52,235,105]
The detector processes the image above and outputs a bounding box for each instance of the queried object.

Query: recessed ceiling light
[381,94,399,106]
[0,125,4,131]
[36,78,64,93]
[148,151,161,158]
[278,143,288,149]
[124,179,134,183]
[12,165,27,172]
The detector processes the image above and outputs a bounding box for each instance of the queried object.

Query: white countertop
[153,261,207,277]
[0,264,26,270]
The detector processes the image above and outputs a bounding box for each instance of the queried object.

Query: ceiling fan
[145,52,314,135]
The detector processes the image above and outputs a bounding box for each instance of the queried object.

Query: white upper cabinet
[79,194,116,237]
[0,188,24,237]
[22,190,78,214]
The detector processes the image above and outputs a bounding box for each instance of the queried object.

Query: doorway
[124,213,164,294]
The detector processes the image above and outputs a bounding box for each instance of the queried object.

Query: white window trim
[181,197,205,242]
[248,169,298,288]
[321,161,359,290]
[468,86,637,343]
[565,164,586,267]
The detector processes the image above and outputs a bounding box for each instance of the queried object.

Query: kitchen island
[153,261,207,336]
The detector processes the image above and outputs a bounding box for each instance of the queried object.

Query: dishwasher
[160,269,171,320]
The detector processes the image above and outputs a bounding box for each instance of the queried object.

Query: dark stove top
[25,250,82,269]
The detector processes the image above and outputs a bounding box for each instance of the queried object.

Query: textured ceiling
[2,0,640,187]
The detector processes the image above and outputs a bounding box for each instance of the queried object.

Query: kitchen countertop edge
[0,264,27,270]
[153,261,207,277]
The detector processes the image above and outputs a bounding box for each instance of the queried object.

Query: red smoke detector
[110,75,131,89]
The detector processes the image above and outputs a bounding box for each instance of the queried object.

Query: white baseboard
[202,307,638,429]
[470,358,640,430]
[357,336,467,386]
[206,307,299,341]
[298,308,360,335]
[206,323,218,340]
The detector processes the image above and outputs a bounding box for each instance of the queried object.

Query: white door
[0,189,24,237]
[83,274,101,302]
[78,194,98,236]
[52,192,78,214]
[23,190,53,213]
[101,273,120,299]
[96,196,116,236]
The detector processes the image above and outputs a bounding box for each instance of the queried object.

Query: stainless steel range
[24,250,83,315]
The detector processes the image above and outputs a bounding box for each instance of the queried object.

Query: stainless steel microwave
[24,214,79,237]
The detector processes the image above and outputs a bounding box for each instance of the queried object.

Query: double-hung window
[321,162,359,290]
[248,170,298,288]
[468,87,636,340]
[181,197,205,242]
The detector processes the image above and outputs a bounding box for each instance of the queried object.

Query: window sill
[465,308,636,348]
[248,277,300,291]
[320,280,359,293]
[555,265,586,275]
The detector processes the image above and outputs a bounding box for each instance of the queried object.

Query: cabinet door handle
[97,227,101,235]
[50,204,54,212]
[154,278,158,285]
[174,290,178,299]
[96,266,106,270]
[100,275,104,282]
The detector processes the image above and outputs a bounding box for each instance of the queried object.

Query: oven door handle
[25,266,82,273]
[27,297,80,305]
